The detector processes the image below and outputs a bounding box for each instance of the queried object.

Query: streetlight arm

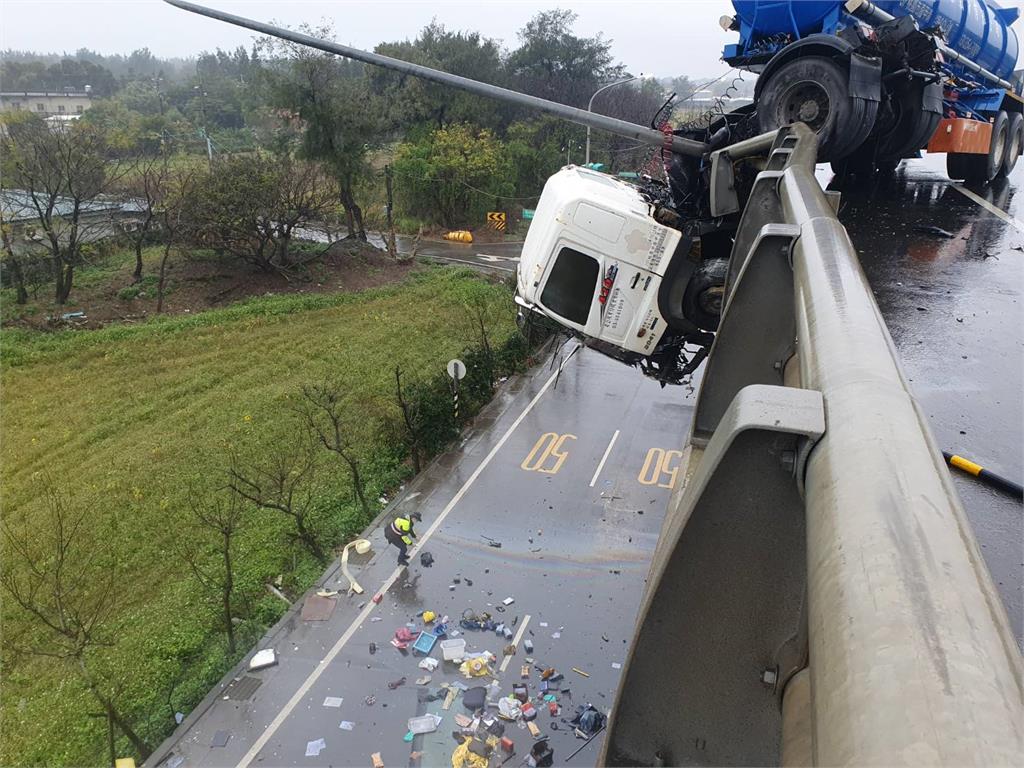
[586,75,641,165]
[588,75,641,112]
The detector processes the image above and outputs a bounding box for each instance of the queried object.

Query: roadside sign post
[447,359,467,420]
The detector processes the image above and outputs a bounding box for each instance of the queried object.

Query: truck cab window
[541,247,599,326]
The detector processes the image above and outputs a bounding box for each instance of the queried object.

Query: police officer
[386,511,421,566]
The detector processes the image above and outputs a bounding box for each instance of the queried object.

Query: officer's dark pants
[386,529,409,565]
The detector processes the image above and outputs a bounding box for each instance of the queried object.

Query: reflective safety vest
[390,516,414,545]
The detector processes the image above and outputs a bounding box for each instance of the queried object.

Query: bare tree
[2,115,131,304]
[394,365,423,473]
[298,383,371,518]
[119,153,171,283]
[178,491,244,655]
[190,154,337,275]
[0,206,30,304]
[155,166,199,313]
[0,479,152,758]
[227,449,328,563]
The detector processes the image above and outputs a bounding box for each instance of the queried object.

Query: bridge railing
[603,123,1022,767]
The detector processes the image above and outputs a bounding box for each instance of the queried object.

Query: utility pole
[194,80,212,168]
[384,164,397,258]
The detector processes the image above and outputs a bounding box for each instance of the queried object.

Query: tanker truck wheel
[1001,113,1022,177]
[757,56,875,161]
[948,111,1008,183]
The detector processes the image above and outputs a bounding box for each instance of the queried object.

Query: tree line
[2,11,688,304]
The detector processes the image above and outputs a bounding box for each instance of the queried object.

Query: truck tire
[830,140,899,180]
[949,111,1008,183]
[877,80,942,160]
[757,56,874,162]
[682,258,729,332]
[1001,113,1022,177]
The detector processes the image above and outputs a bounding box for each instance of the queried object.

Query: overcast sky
[1,0,736,78]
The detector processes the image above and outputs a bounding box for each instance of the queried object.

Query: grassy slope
[0,268,517,765]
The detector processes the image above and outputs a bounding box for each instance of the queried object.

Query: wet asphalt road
[825,153,1023,650]
[155,152,1022,768]
[153,344,691,768]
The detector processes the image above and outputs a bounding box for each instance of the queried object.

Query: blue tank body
[731,0,1020,81]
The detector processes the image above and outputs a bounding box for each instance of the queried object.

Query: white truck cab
[516,166,684,356]
[516,166,716,384]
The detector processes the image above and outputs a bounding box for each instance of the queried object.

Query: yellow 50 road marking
[521,432,577,474]
[638,448,683,488]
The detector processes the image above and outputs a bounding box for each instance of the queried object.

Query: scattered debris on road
[913,225,955,238]
[248,648,276,671]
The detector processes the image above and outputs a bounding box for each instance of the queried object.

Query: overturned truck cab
[515,167,722,386]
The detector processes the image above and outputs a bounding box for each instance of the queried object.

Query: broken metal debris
[210,731,230,748]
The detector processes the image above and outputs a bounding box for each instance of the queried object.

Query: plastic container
[412,631,437,655]
[441,638,466,661]
[407,714,442,734]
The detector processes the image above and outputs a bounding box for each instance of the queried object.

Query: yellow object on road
[451,737,488,768]
[460,657,492,678]
[423,610,436,623]
[443,230,473,243]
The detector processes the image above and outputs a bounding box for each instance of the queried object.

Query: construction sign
[487,211,507,231]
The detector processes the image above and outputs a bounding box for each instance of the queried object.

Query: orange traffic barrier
[443,230,473,243]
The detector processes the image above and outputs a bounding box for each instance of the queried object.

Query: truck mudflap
[928,117,993,154]
[848,51,883,102]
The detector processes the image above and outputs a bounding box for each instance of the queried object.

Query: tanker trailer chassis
[721,0,1023,181]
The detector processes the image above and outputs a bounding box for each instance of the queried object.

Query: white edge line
[498,614,532,673]
[236,368,561,768]
[952,184,1024,232]
[589,429,621,488]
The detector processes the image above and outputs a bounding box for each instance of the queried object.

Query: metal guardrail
[603,123,1023,767]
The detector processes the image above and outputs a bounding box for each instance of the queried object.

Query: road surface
[152,344,694,768]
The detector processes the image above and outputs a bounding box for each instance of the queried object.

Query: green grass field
[0,267,519,765]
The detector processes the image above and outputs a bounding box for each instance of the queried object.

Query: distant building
[0,91,93,118]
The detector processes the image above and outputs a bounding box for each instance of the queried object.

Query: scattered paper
[502,597,515,606]
[305,738,326,757]
[323,696,343,708]
[612,662,622,669]
[539,622,548,627]
[551,632,561,639]
[339,721,355,731]
[249,648,277,671]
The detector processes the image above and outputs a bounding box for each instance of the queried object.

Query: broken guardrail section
[603,123,1023,767]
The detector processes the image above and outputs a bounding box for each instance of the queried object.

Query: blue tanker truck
[721,0,1022,180]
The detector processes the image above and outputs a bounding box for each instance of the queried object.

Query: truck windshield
[541,247,599,326]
